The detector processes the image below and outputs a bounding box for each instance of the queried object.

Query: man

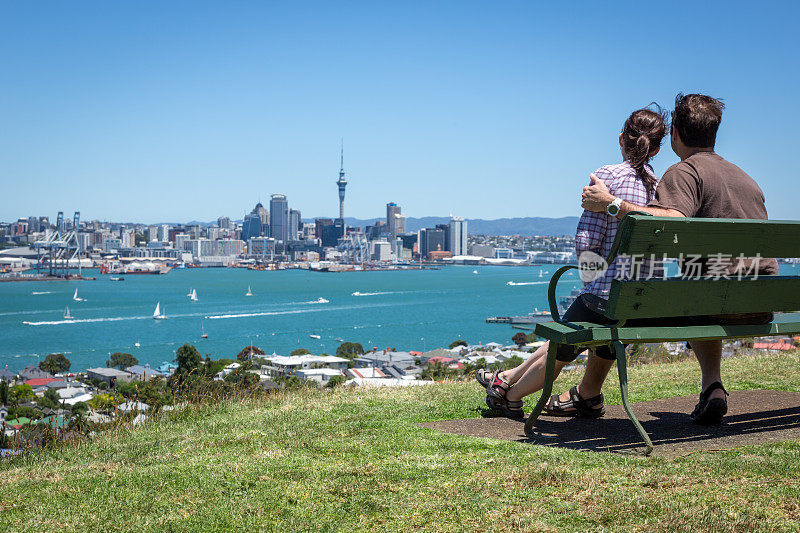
[568,93,777,424]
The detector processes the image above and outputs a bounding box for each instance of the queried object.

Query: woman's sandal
[474,368,494,388]
[486,394,525,419]
[486,372,511,401]
[544,386,605,418]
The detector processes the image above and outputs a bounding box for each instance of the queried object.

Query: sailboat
[153,302,166,320]
[73,288,83,302]
[539,269,544,278]
[186,288,193,297]
[201,322,208,339]
[245,286,253,296]
[64,306,73,320]
[189,289,198,302]
[134,340,141,348]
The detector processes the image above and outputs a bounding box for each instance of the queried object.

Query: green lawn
[2,351,800,532]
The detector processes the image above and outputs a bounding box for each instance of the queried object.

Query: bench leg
[524,341,559,439]
[613,340,653,456]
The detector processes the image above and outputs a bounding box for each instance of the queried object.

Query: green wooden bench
[523,214,800,455]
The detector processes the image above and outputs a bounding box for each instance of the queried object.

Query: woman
[476,106,668,418]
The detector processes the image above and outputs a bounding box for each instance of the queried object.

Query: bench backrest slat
[606,276,800,320]
[612,216,800,259]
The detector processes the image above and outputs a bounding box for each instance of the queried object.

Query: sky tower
[336,142,347,220]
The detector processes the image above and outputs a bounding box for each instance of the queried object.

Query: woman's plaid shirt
[576,162,662,303]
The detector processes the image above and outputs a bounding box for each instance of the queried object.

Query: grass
[1,350,800,532]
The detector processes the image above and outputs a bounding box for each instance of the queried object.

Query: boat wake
[31,291,55,295]
[351,291,394,296]
[205,309,314,320]
[507,281,549,286]
[307,297,329,304]
[23,316,151,326]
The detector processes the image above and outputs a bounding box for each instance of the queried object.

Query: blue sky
[1,1,798,223]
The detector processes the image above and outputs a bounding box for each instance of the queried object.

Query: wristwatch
[606,197,623,216]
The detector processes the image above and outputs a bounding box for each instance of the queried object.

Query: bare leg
[498,342,549,385]
[500,341,589,387]
[690,339,725,400]
[506,355,569,402]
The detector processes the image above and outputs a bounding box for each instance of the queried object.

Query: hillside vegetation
[2,351,799,532]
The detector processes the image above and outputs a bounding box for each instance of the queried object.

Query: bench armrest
[548,265,579,322]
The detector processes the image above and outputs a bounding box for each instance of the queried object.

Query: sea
[2,263,797,373]
[0,265,577,372]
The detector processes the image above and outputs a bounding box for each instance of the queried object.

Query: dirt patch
[421,390,800,457]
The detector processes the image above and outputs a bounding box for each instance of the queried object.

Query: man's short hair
[672,93,725,148]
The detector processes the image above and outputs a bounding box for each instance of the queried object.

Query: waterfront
[1,265,581,371]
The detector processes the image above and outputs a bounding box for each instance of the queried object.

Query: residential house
[0,368,16,382]
[86,367,132,386]
[354,350,415,370]
[261,355,349,378]
[295,368,344,385]
[125,365,164,381]
[19,366,53,381]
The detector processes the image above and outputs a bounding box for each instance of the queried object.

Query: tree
[0,381,8,405]
[237,345,265,361]
[512,332,528,347]
[37,388,62,410]
[502,355,524,371]
[290,348,310,356]
[175,344,201,374]
[107,352,138,370]
[449,339,468,349]
[11,384,34,402]
[336,342,365,360]
[39,353,71,374]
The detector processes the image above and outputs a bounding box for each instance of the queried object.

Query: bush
[326,375,345,388]
[512,332,528,347]
[449,340,468,349]
[176,344,202,374]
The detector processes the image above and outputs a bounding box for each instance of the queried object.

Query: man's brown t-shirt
[649,151,778,276]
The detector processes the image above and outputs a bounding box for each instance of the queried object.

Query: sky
[1,1,798,223]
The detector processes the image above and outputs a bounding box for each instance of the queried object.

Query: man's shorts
[555,295,773,363]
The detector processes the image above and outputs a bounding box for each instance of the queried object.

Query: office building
[418,228,445,259]
[289,209,301,242]
[269,194,289,242]
[386,203,401,237]
[448,216,468,256]
[217,216,232,230]
[322,219,345,247]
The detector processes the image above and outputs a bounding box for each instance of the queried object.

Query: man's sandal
[474,369,494,388]
[544,386,605,418]
[690,381,728,425]
[486,373,511,401]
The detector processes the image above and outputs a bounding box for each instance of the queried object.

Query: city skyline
[2,3,799,223]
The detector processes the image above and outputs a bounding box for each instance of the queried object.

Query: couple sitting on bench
[476,93,777,426]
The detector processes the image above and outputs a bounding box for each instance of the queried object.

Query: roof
[126,365,164,377]
[296,368,344,377]
[45,380,72,389]
[753,342,795,350]
[5,417,32,427]
[265,355,348,366]
[86,367,131,378]
[25,377,59,387]
[347,367,387,379]
[0,369,16,380]
[428,356,455,364]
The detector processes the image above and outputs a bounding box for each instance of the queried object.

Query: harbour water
[1,265,579,372]
[3,263,797,372]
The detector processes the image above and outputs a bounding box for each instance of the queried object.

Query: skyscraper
[386,202,401,237]
[449,216,468,256]
[337,144,347,220]
[269,194,289,242]
[289,209,301,242]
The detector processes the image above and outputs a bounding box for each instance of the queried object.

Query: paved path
[421,390,800,456]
